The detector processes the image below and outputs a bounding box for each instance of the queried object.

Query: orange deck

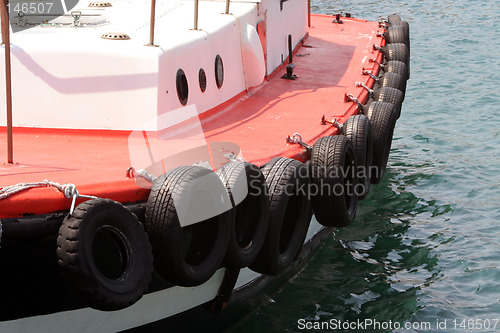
[0,14,384,218]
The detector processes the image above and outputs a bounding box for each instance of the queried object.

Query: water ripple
[229,1,500,331]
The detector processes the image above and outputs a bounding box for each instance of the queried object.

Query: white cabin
[0,0,308,130]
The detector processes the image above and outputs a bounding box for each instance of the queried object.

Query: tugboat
[0,0,410,330]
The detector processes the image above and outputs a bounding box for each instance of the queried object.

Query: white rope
[223,152,245,162]
[127,167,157,183]
[192,160,212,170]
[0,180,77,200]
[0,180,98,215]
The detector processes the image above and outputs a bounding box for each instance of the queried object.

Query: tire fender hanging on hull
[145,166,232,287]
[374,86,404,119]
[56,199,153,311]
[365,101,398,184]
[216,161,269,268]
[342,115,373,200]
[250,157,311,276]
[309,135,359,227]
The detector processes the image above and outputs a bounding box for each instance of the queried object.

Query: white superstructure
[0,0,307,130]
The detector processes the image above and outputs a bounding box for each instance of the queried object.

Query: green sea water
[229,1,500,331]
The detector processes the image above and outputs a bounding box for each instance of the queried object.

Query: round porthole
[176,69,188,105]
[215,55,224,89]
[199,68,207,92]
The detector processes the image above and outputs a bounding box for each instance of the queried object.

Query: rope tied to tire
[286,133,312,151]
[378,19,388,29]
[0,180,98,215]
[344,94,364,113]
[126,167,158,183]
[355,81,374,98]
[368,58,382,67]
[223,152,246,163]
[321,115,343,130]
[363,70,379,82]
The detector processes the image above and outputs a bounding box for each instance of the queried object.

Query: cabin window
[199,68,207,92]
[215,55,224,89]
[176,69,189,105]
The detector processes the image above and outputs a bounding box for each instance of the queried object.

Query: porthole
[215,55,224,89]
[176,69,188,105]
[199,68,207,92]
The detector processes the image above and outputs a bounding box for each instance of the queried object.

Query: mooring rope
[126,167,157,183]
[0,180,98,215]
[0,180,74,200]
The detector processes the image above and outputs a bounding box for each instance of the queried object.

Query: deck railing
[149,0,232,44]
[1,0,13,163]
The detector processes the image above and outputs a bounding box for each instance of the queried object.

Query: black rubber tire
[374,86,404,119]
[394,20,410,52]
[363,97,375,112]
[57,199,153,311]
[342,115,373,200]
[387,14,401,24]
[381,43,409,67]
[249,157,311,276]
[384,60,408,81]
[293,193,314,261]
[145,166,232,286]
[379,72,406,99]
[393,21,411,77]
[310,135,358,227]
[216,161,269,268]
[293,161,315,261]
[365,102,397,184]
[385,25,405,44]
